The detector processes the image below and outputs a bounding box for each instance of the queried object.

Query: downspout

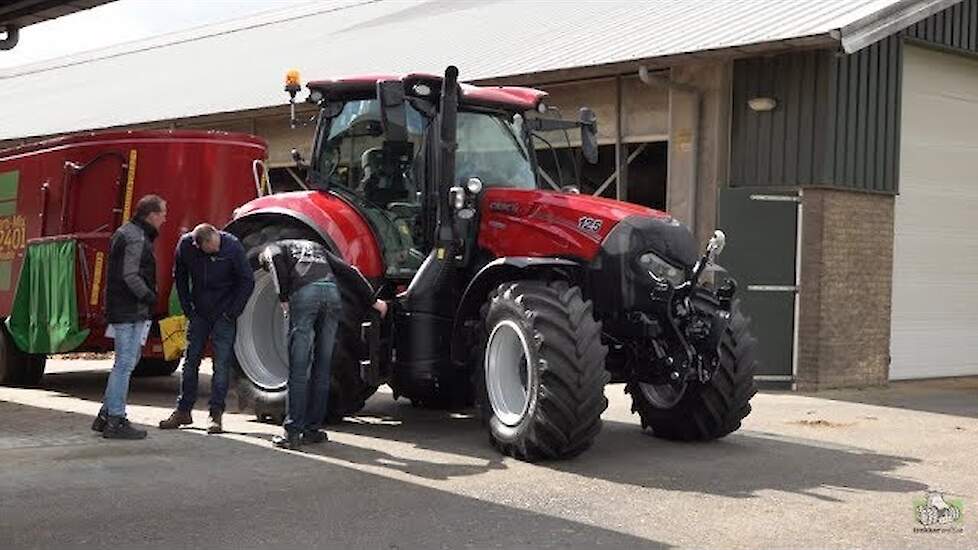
[638,65,701,232]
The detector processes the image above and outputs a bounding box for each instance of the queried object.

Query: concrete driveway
[0,359,975,549]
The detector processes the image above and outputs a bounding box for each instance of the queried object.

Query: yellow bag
[158,315,188,361]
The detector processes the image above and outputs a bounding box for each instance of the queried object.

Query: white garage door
[890,46,978,380]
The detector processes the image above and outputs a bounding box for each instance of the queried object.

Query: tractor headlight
[637,251,686,286]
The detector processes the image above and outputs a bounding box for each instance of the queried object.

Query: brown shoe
[207,410,223,434]
[158,409,193,430]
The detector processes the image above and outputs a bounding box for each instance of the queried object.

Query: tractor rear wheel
[626,296,758,441]
[0,321,45,387]
[474,281,609,461]
[233,224,377,424]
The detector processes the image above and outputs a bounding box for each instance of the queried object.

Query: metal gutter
[836,0,959,52]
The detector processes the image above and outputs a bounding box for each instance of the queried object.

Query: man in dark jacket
[159,223,254,434]
[93,194,167,440]
[259,239,387,450]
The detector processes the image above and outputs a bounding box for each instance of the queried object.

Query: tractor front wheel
[626,297,758,441]
[475,281,609,461]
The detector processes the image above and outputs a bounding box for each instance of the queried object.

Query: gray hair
[191,223,219,246]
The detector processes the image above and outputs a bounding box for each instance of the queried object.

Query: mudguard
[225,191,384,279]
[450,256,586,364]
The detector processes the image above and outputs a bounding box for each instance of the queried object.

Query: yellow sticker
[436,248,445,260]
[121,149,137,221]
[90,251,104,306]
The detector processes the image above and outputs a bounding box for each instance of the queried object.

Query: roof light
[285,69,302,95]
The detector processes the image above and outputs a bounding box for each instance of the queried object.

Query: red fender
[230,190,384,279]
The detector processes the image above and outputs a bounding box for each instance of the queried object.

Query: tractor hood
[478,188,686,264]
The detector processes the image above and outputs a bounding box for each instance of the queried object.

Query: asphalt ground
[0,359,975,549]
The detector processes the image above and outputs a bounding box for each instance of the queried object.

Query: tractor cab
[288,71,597,283]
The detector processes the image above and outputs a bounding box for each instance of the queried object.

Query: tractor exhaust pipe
[437,65,460,246]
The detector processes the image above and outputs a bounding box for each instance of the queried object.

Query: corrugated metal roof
[0,0,953,140]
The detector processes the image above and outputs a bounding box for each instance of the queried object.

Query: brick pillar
[796,188,894,390]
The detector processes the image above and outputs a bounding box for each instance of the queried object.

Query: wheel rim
[485,320,534,427]
[234,270,290,390]
[639,381,687,409]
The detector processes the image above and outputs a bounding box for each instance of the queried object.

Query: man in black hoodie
[158,223,254,434]
[93,194,167,440]
[259,239,387,450]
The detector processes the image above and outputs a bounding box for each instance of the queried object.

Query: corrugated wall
[904,0,978,50]
[730,0,977,194]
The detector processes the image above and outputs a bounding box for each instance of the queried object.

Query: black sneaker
[91,410,108,433]
[272,432,301,450]
[302,430,329,444]
[103,416,148,440]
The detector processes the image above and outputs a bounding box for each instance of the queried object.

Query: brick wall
[796,188,894,390]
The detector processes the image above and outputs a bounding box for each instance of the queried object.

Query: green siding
[730,0,976,194]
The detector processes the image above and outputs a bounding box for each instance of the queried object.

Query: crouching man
[158,223,254,434]
[259,240,387,450]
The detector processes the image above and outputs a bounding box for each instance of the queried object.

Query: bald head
[192,223,221,254]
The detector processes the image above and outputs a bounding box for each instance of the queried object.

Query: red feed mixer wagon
[0,130,268,384]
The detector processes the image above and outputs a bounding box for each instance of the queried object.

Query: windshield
[455,111,536,189]
[313,100,538,278]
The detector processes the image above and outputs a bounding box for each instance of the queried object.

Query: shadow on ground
[797,377,978,419]
[0,402,665,550]
[33,367,930,502]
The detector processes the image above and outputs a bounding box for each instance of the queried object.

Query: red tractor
[227,67,758,461]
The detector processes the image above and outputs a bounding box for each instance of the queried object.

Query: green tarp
[5,239,90,354]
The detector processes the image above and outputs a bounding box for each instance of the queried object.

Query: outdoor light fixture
[747,96,778,112]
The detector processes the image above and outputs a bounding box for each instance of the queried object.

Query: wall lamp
[747,97,778,112]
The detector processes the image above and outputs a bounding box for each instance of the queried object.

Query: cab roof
[305,73,548,112]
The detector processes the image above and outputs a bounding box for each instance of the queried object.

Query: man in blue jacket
[158,223,254,434]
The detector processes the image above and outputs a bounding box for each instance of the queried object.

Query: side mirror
[579,107,598,164]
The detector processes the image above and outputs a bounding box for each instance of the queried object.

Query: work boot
[103,416,147,440]
[207,410,223,434]
[158,409,193,430]
[272,432,301,450]
[302,429,328,444]
[91,410,108,433]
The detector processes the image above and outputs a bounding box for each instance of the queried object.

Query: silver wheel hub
[485,320,534,427]
[234,270,290,390]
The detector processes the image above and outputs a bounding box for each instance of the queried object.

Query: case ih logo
[489,202,520,214]
[578,216,603,234]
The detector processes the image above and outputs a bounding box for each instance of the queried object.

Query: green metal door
[717,188,799,382]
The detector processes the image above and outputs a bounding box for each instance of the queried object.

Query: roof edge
[838,0,960,53]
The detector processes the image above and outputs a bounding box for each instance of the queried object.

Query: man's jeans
[284,281,342,436]
[176,315,235,413]
[101,322,146,417]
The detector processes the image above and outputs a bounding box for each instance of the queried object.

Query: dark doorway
[623,142,667,210]
[534,141,667,209]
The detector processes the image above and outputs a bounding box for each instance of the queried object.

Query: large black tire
[0,321,46,387]
[133,357,180,377]
[474,281,609,461]
[626,297,758,441]
[233,224,378,424]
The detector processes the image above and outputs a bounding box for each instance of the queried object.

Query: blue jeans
[284,281,342,435]
[176,315,235,413]
[101,322,146,417]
